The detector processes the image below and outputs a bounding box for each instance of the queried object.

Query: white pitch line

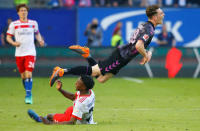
[123,77,143,84]
[96,108,200,111]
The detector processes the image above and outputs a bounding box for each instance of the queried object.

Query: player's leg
[20,73,26,89]
[16,57,28,102]
[69,45,97,66]
[46,114,54,121]
[27,109,42,122]
[24,56,36,104]
[96,73,113,83]
[53,106,73,122]
[24,71,33,104]
[16,57,25,89]
[49,65,101,87]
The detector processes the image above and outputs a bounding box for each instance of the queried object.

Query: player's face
[155,8,165,25]
[75,78,86,91]
[18,7,28,19]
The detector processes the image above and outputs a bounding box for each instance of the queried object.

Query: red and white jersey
[7,20,39,56]
[72,89,95,124]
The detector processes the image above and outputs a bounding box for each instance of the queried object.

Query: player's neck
[80,90,90,96]
[148,19,157,27]
[20,17,28,22]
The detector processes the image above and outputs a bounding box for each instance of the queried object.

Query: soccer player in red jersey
[6,4,44,104]
[28,75,96,125]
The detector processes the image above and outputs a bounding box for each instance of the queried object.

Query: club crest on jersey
[143,34,149,41]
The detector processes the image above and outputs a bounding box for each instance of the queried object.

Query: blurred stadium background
[0,0,200,131]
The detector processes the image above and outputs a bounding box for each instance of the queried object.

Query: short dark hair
[146,5,160,18]
[16,4,29,12]
[81,75,94,90]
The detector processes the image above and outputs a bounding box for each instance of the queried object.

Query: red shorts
[53,106,73,122]
[16,56,36,73]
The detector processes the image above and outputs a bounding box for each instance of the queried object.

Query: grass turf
[0,77,200,131]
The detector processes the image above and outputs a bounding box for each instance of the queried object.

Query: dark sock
[64,66,92,76]
[86,56,97,66]
[86,56,99,78]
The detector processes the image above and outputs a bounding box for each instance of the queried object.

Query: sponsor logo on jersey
[143,34,149,41]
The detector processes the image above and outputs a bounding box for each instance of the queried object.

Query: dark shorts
[98,49,130,75]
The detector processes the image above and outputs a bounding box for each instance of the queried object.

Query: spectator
[112,21,122,36]
[112,0,119,7]
[1,18,13,47]
[162,0,175,7]
[157,24,176,47]
[174,0,187,7]
[84,18,103,47]
[61,0,75,8]
[48,0,61,8]
[33,0,46,8]
[187,0,199,7]
[140,0,162,7]
[14,0,29,5]
[111,22,123,47]
[112,0,132,7]
[128,0,133,6]
[94,0,111,7]
[79,0,91,7]
[111,28,123,47]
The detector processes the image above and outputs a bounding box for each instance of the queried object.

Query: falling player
[50,5,165,86]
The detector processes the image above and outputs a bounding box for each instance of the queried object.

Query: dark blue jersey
[118,21,155,60]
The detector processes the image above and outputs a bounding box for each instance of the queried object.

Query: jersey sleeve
[6,22,14,36]
[34,21,39,33]
[138,29,151,44]
[72,101,83,120]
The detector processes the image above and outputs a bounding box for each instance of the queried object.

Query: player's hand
[13,42,20,47]
[140,51,152,65]
[39,40,45,47]
[40,116,51,125]
[56,80,62,90]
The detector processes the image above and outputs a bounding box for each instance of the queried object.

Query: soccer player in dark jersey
[50,5,165,86]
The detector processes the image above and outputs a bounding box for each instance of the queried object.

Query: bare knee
[91,65,101,77]
[47,114,54,121]
[97,78,107,83]
[97,74,112,83]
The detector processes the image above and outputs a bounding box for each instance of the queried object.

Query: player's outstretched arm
[56,80,76,101]
[35,33,44,47]
[135,40,151,65]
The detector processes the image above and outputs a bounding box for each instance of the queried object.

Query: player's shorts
[98,48,131,75]
[53,106,73,122]
[16,55,36,73]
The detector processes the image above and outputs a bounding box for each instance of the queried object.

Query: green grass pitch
[0,77,200,131]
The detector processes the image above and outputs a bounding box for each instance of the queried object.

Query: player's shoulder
[90,89,95,96]
[11,20,20,24]
[143,22,155,36]
[8,20,18,27]
[28,19,38,24]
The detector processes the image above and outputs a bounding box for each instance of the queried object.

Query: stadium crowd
[0,0,199,8]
